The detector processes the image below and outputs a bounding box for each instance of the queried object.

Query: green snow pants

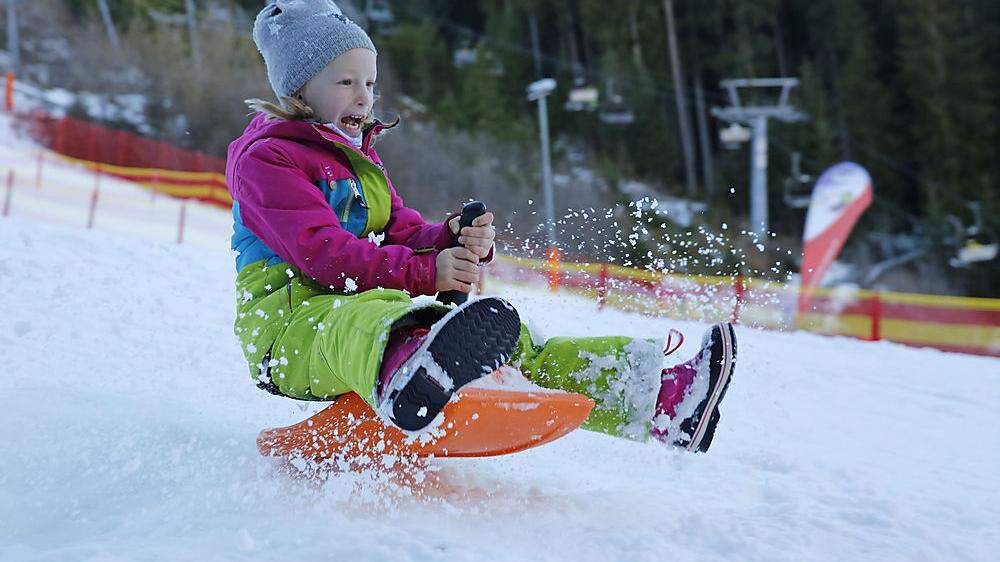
[234,260,450,406]
[235,260,661,439]
[511,328,661,440]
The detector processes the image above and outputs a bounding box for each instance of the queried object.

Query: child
[228,0,736,452]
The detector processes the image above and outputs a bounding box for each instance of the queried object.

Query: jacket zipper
[342,180,357,223]
[352,178,368,208]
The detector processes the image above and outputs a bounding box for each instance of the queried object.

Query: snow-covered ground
[1,212,998,562]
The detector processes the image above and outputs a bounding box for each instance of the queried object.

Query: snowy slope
[1,214,998,562]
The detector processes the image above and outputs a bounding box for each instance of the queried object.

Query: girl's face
[301,48,377,137]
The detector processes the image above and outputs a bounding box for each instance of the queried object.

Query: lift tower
[712,78,805,239]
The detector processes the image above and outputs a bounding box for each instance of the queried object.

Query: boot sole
[683,323,736,452]
[384,297,521,431]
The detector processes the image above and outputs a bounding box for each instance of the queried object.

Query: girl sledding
[228,0,737,461]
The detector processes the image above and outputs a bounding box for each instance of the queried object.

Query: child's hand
[449,212,495,259]
[435,247,480,292]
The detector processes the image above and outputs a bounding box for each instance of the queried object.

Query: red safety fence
[485,255,1000,358]
[6,75,231,209]
[18,111,226,174]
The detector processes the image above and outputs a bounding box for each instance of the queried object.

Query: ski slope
[1,214,998,562]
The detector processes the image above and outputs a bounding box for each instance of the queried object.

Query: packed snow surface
[2,216,998,562]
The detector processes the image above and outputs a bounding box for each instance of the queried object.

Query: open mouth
[339,114,364,134]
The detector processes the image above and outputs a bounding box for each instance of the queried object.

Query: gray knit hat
[253,0,377,100]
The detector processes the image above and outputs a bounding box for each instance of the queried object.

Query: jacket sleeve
[381,178,457,251]
[380,167,495,262]
[233,140,439,296]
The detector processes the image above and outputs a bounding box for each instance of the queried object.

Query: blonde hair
[244,91,390,131]
[245,92,318,121]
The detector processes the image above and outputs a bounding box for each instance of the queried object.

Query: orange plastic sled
[257,374,594,461]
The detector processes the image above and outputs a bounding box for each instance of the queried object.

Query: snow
[1,142,999,560]
[12,82,153,134]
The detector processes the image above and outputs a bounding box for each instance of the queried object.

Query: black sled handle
[437,200,487,306]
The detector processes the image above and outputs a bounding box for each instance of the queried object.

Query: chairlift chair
[565,85,598,112]
[596,81,634,125]
[718,123,750,150]
[598,108,635,124]
[782,152,814,208]
[948,202,998,267]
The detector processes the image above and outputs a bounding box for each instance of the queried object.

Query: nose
[355,84,371,108]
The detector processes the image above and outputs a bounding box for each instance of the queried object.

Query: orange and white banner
[799,162,873,312]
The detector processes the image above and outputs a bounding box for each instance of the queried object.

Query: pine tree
[897,0,995,217]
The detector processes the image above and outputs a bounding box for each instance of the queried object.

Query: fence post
[4,72,13,112]
[731,275,746,324]
[93,121,103,163]
[597,263,608,311]
[177,201,187,244]
[87,164,101,229]
[870,291,882,342]
[2,170,13,216]
[546,247,561,292]
[35,150,43,189]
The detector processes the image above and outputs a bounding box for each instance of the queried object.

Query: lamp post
[6,0,19,75]
[527,78,557,248]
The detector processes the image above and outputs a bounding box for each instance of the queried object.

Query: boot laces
[662,328,684,357]
[661,328,685,381]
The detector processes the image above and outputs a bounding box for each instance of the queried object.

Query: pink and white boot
[651,323,737,452]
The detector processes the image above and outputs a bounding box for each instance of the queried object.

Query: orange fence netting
[12,109,231,208]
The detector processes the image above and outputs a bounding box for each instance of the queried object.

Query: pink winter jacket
[226,114,468,296]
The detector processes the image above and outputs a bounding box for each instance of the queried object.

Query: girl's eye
[339,79,352,86]
[366,82,376,89]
